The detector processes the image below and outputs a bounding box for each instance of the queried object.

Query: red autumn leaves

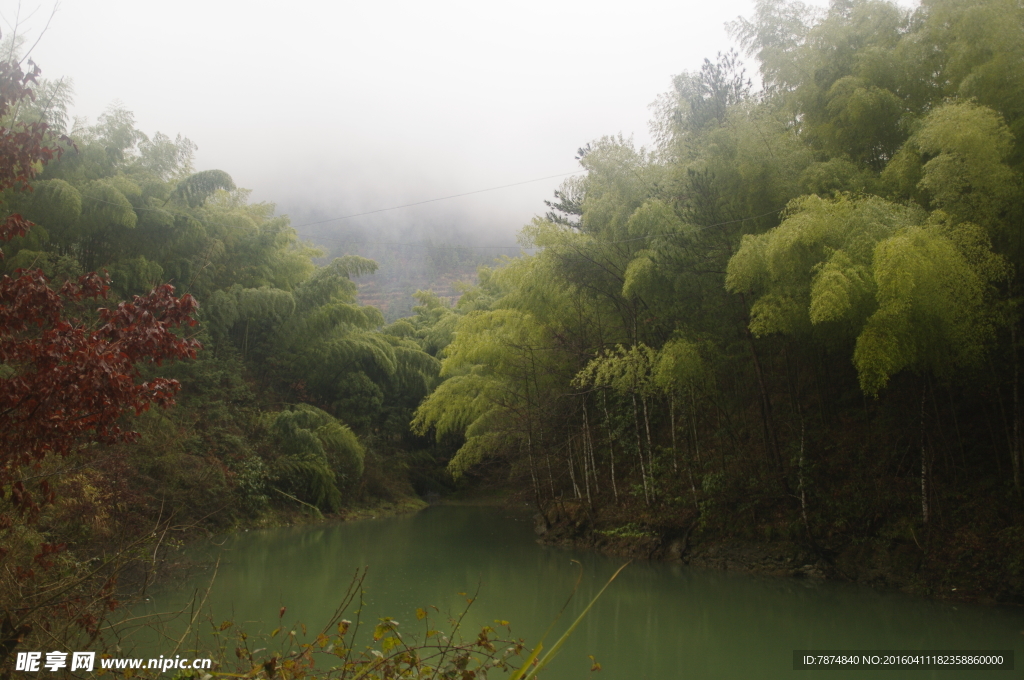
[0,58,200,520]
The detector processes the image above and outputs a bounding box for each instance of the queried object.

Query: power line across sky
[73,166,785,252]
[289,171,585,229]
[306,207,785,251]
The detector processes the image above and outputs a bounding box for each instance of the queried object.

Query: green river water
[138,505,1023,679]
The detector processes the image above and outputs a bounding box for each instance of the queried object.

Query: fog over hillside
[22,0,773,250]
[14,0,910,319]
[285,197,532,320]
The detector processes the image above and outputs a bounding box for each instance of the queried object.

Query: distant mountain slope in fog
[291,215,524,321]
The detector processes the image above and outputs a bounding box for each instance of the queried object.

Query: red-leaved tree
[0,57,200,662]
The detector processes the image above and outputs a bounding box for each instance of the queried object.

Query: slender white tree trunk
[603,391,619,503]
[632,393,651,506]
[583,401,600,493]
[567,437,581,499]
[642,395,656,501]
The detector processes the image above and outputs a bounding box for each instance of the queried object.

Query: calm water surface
[139,506,1023,679]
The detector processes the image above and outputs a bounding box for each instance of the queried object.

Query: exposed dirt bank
[532,501,1020,606]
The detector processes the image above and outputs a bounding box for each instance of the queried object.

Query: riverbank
[198,495,429,534]
[531,499,1023,607]
[147,496,429,593]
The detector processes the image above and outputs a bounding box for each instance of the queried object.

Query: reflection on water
[138,506,1024,679]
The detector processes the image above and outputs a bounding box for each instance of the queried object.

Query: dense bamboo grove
[410,0,1024,599]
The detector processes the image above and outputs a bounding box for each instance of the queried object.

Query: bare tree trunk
[687,464,700,511]
[746,325,782,475]
[523,361,542,505]
[677,395,699,511]
[546,447,556,499]
[798,413,810,539]
[567,437,581,500]
[603,391,619,503]
[921,382,929,525]
[578,430,592,506]
[689,387,703,469]
[929,378,955,489]
[642,395,656,501]
[1013,324,1022,496]
[669,395,679,473]
[738,296,781,473]
[947,385,966,471]
[527,348,555,499]
[582,400,599,494]
[525,436,540,510]
[632,393,651,506]
[988,357,1012,475]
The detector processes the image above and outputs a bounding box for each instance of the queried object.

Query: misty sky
[13,0,903,245]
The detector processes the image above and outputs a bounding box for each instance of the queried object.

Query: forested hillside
[289,211,523,320]
[0,95,449,515]
[410,0,1024,602]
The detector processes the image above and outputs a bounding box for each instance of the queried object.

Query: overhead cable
[289,170,585,228]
